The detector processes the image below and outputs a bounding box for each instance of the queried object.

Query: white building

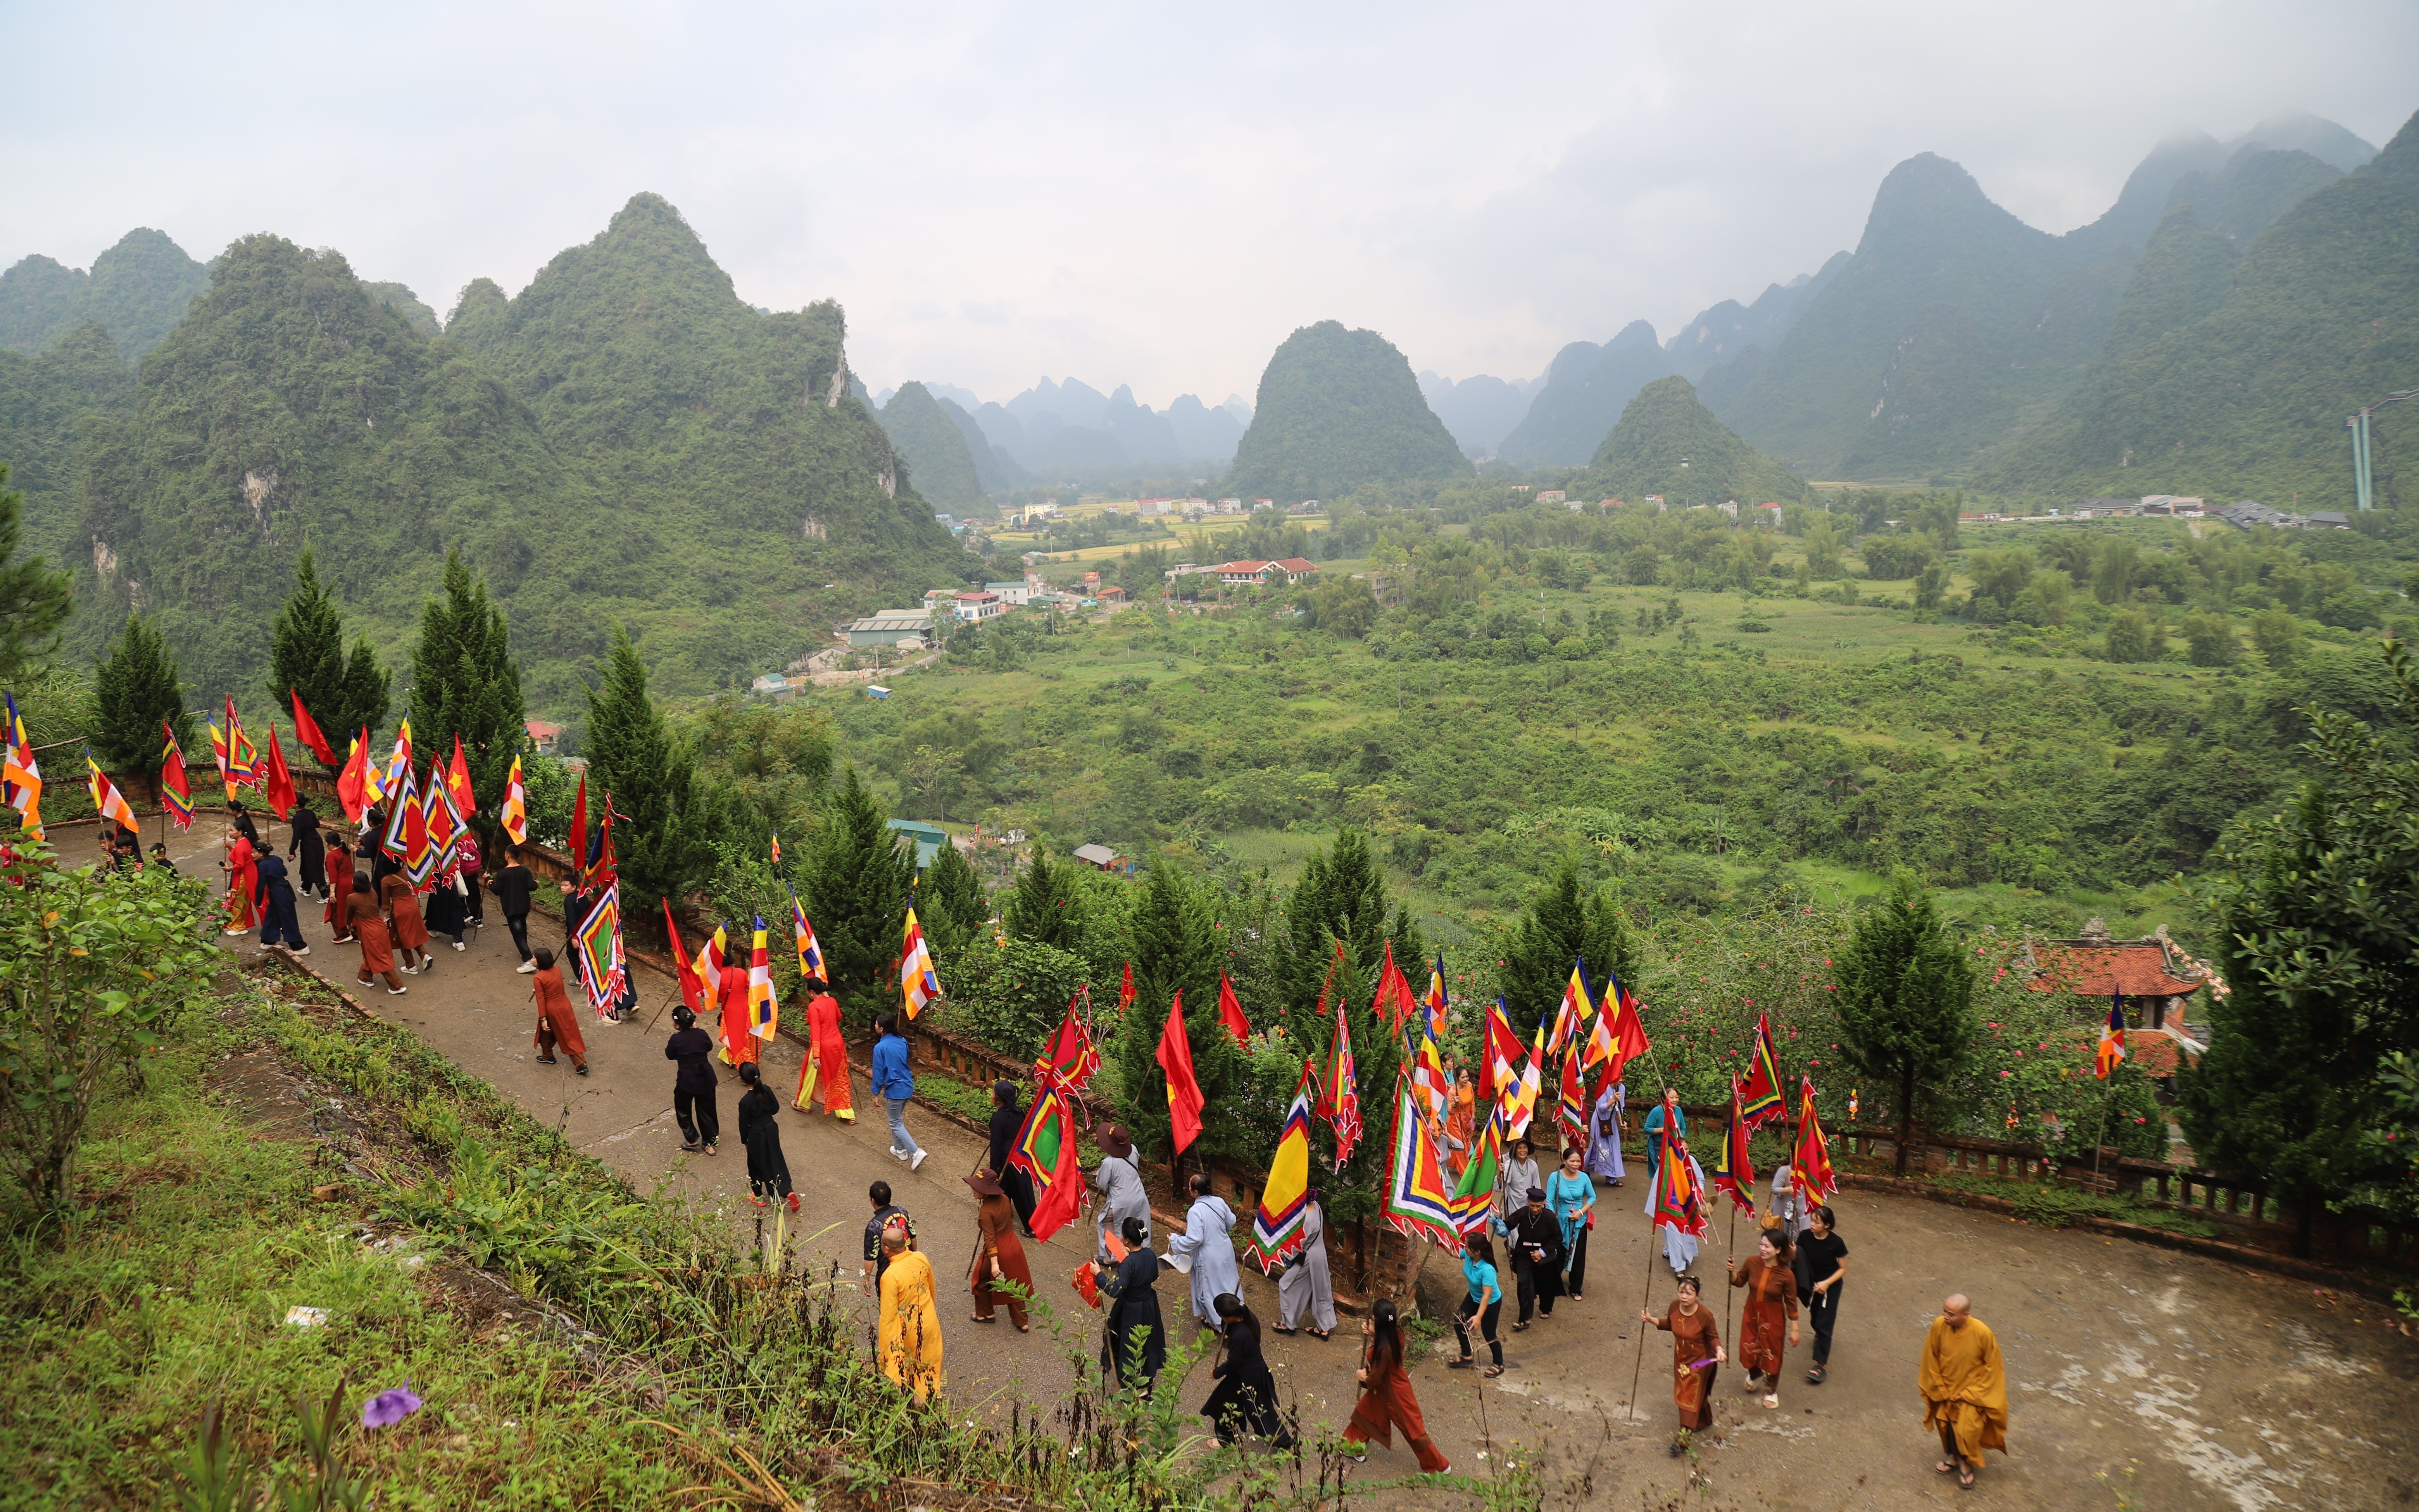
[952,591,1004,622]
[985,580,1031,606]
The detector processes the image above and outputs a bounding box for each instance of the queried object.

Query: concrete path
[171,815,2419,1510]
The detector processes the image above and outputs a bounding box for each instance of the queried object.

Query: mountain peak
[1608,319,1660,350]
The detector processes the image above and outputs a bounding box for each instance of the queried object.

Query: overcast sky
[7,2,2415,410]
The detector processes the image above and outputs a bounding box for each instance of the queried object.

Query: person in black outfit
[493,846,537,970]
[665,1005,719,1153]
[253,852,307,954]
[1503,1185,1565,1328]
[363,808,399,889]
[736,1062,795,1212]
[288,799,326,900]
[426,871,467,951]
[985,1079,1039,1236]
[1201,1292,1294,1447]
[227,802,261,848]
[862,1181,916,1295]
[1793,1203,1849,1384]
[1096,1215,1166,1395]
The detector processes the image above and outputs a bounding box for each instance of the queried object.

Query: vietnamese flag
[568,776,587,879]
[263,723,297,821]
[335,729,371,823]
[1117,959,1136,1015]
[446,734,476,816]
[1156,989,1205,1156]
[289,689,337,767]
[664,897,708,1014]
[1216,971,1251,1050]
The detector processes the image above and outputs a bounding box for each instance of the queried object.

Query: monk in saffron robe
[1643,1274,1725,1453]
[530,947,588,1074]
[878,1225,944,1403]
[1920,1293,2008,1490]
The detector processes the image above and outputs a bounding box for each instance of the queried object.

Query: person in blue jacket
[872,1013,926,1171]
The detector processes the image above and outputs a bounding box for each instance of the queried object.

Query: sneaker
[536,1056,557,1065]
[400,964,418,976]
[889,1146,907,1159]
[516,960,538,974]
[909,1149,928,1172]
[576,1064,590,1077]
[289,946,310,957]
[388,986,407,997]
[452,941,466,952]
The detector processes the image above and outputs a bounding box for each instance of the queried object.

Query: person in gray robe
[1276,1189,1337,1336]
[1169,1172,1240,1328]
[1585,1081,1626,1184]
[1497,1136,1541,1217]
[1091,1124,1151,1264]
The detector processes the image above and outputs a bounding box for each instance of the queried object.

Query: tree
[90,614,194,787]
[268,548,388,768]
[409,551,524,829]
[1497,856,1640,1040]
[1109,862,1251,1171]
[581,625,717,926]
[0,466,71,683]
[1304,578,1379,639]
[2103,608,2160,664]
[801,765,914,1021]
[1003,845,1083,950]
[2181,612,2241,668]
[1831,874,1976,1175]
[2248,608,2307,668]
[918,838,988,972]
[1913,560,1949,611]
[2181,639,2419,1255]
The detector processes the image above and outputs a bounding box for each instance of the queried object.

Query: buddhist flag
[770,832,783,866]
[85,751,139,831]
[1793,1078,1837,1202]
[1547,958,1593,1061]
[160,722,194,831]
[1422,952,1449,1041]
[1736,1012,1786,1129]
[788,880,824,983]
[380,720,414,812]
[1039,991,1103,1095]
[1481,997,1525,1104]
[1373,939,1418,1031]
[445,734,475,816]
[335,731,370,824]
[693,919,729,987]
[1602,967,1651,1081]
[1157,989,1205,1155]
[665,898,709,1015]
[1010,1080,1085,1244]
[1413,1015,1450,1129]
[1216,971,1251,1050]
[3,694,43,841]
[1117,959,1136,1015]
[1555,1043,1587,1147]
[224,698,261,790]
[1248,1058,1318,1271]
[1320,995,1361,1168]
[900,906,940,1019]
[1651,1121,1708,1237]
[1709,1091,1758,1215]
[1379,1071,1461,1252]
[748,916,778,1039]
[1505,1026,1546,1139]
[1448,1103,1505,1236]
[289,689,336,767]
[2097,991,2127,1079]
[263,724,297,821]
[500,753,527,844]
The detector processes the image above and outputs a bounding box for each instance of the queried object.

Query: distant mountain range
[870,376,1253,485]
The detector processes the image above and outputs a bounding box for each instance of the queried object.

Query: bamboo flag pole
[1625,1240,1656,1424]
[1722,1202,1739,1340]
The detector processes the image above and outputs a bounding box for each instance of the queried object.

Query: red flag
[263,723,297,821]
[568,776,587,878]
[159,722,195,831]
[1156,990,1205,1155]
[1321,997,1362,1167]
[1710,1092,1758,1215]
[289,689,336,766]
[335,728,370,824]
[447,734,476,817]
[1117,960,1136,1015]
[1216,971,1251,1050]
[1374,940,1418,1030]
[1793,1077,1838,1203]
[665,897,707,1014]
[1603,969,1652,1085]
[1736,1012,1786,1128]
[1040,993,1103,1095]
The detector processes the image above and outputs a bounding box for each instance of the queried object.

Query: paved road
[174,815,2419,1510]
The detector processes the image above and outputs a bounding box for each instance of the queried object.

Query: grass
[1927,1171,2223,1239]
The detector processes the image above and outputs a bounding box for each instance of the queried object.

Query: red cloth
[224,836,258,929]
[1345,1335,1449,1471]
[380,872,428,951]
[533,965,587,1057]
[719,962,757,1066]
[1156,989,1204,1154]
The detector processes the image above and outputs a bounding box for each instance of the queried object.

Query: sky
[7,2,2416,411]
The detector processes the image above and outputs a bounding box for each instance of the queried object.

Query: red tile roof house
[1215,557,1321,587]
[2021,920,2219,1085]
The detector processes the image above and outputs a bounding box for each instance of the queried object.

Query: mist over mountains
[870,374,1253,484]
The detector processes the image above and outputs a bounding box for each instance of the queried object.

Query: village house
[1214,557,1320,587]
[2022,920,2218,1094]
[524,719,562,756]
[1071,843,1131,873]
[985,580,1031,606]
[844,609,932,648]
[951,590,1004,622]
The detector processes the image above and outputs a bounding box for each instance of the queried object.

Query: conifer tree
[408,551,521,831]
[801,765,914,1019]
[1498,856,1641,1037]
[0,467,71,684]
[1832,874,1976,1175]
[919,838,989,971]
[1110,863,1250,1170]
[581,624,716,924]
[91,614,194,787]
[1002,845,1082,949]
[269,548,389,767]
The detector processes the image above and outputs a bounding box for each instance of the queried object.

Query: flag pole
[1626,1239,1655,1424]
[1722,1202,1738,1341]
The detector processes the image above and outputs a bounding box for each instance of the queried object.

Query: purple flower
[362,1384,423,1429]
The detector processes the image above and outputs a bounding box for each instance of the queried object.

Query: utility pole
[2348,390,2418,511]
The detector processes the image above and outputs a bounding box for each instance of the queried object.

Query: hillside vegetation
[876,381,986,511]
[1494,321,1673,468]
[1572,376,1809,507]
[1225,320,1473,502]
[0,228,212,362]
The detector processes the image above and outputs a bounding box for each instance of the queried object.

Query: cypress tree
[1002,845,1082,949]
[801,765,914,1020]
[581,624,717,926]
[407,551,521,833]
[269,548,389,767]
[919,839,989,971]
[91,614,194,786]
[1110,863,1250,1171]
[1498,856,1641,1038]
[1831,874,1976,1176]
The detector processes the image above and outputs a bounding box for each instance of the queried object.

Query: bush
[944,938,1093,1063]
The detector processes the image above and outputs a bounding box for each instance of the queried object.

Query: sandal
[1806,1364,1826,1384]
[1273,1325,1298,1335]
[969,1315,997,1324]
[1308,1328,1331,1340]
[1936,1460,1959,1475]
[1958,1467,1976,1490]
[1448,1359,1473,1369]
[1482,1364,1504,1378]
[1761,1394,1779,1409]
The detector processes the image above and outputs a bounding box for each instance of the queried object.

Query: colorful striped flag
[900,905,940,1019]
[788,881,824,984]
[85,751,140,831]
[1652,1117,1708,1237]
[1448,1102,1506,1236]
[1380,1071,1461,1252]
[382,762,416,861]
[160,721,194,831]
[1547,957,1593,1061]
[2,693,42,842]
[1601,967,1651,1082]
[1247,1058,1318,1271]
[426,761,464,878]
[403,771,437,890]
[1709,1091,1758,1215]
[1793,1078,1837,1202]
[575,882,630,1016]
[1736,1012,1786,1128]
[499,753,527,844]
[208,717,235,803]
[380,720,413,812]
[747,916,777,1040]
[2097,991,2127,1079]
[1320,994,1360,1169]
[223,698,261,791]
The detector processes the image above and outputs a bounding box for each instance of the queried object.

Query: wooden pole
[1625,1232,1656,1424]
[1722,1202,1738,1341]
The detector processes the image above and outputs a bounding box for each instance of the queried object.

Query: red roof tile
[2025,945,2203,999]
[1273,557,1318,572]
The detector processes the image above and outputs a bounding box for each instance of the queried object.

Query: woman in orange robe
[1728,1228,1802,1409]
[1644,1275,1725,1451]
[379,870,431,974]
[1445,1068,1476,1179]
[531,947,589,1074]
[794,982,852,1118]
[221,831,259,934]
[345,872,403,994]
[965,1172,1033,1330]
[1344,1299,1450,1473]
[718,955,758,1069]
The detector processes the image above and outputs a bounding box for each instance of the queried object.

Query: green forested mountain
[940,393,1027,495]
[1494,320,1673,467]
[1571,375,1808,505]
[0,229,211,362]
[0,324,134,566]
[1983,107,2419,509]
[47,194,966,712]
[1225,320,1473,502]
[363,282,443,339]
[876,382,986,510]
[2167,148,2343,245]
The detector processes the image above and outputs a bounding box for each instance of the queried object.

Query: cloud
[6,0,2413,409]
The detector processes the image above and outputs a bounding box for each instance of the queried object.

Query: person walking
[736,1061,795,1211]
[220,827,260,936]
[323,832,357,943]
[877,1224,943,1403]
[1768,1160,1801,1243]
[1920,1293,2008,1491]
[252,850,307,957]
[1642,1275,1725,1455]
[1275,1188,1335,1338]
[1496,1136,1541,1218]
[1448,1231,1505,1378]
[1200,1294,1292,1448]
[379,868,432,975]
[1794,1204,1848,1385]
[344,870,404,995]
[1641,1088,1686,1190]
[871,1013,924,1170]
[794,977,854,1122]
[1096,1215,1166,1395]
[1172,1172,1242,1330]
[1546,1146,1596,1300]
[456,829,483,928]
[716,936,757,1072]
[425,866,467,952]
[1344,1299,1450,1473]
[984,1081,1037,1234]
[493,846,537,971]
[1586,1077,1626,1186]
[1091,1125,1150,1262]
[529,947,588,1075]
[665,1005,719,1154]
[1727,1228,1801,1409]
[1502,1185,1564,1329]
[1444,1067,1476,1179]
[364,808,398,890]
[862,1181,916,1294]
[287,797,326,901]
[965,1172,1032,1332]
